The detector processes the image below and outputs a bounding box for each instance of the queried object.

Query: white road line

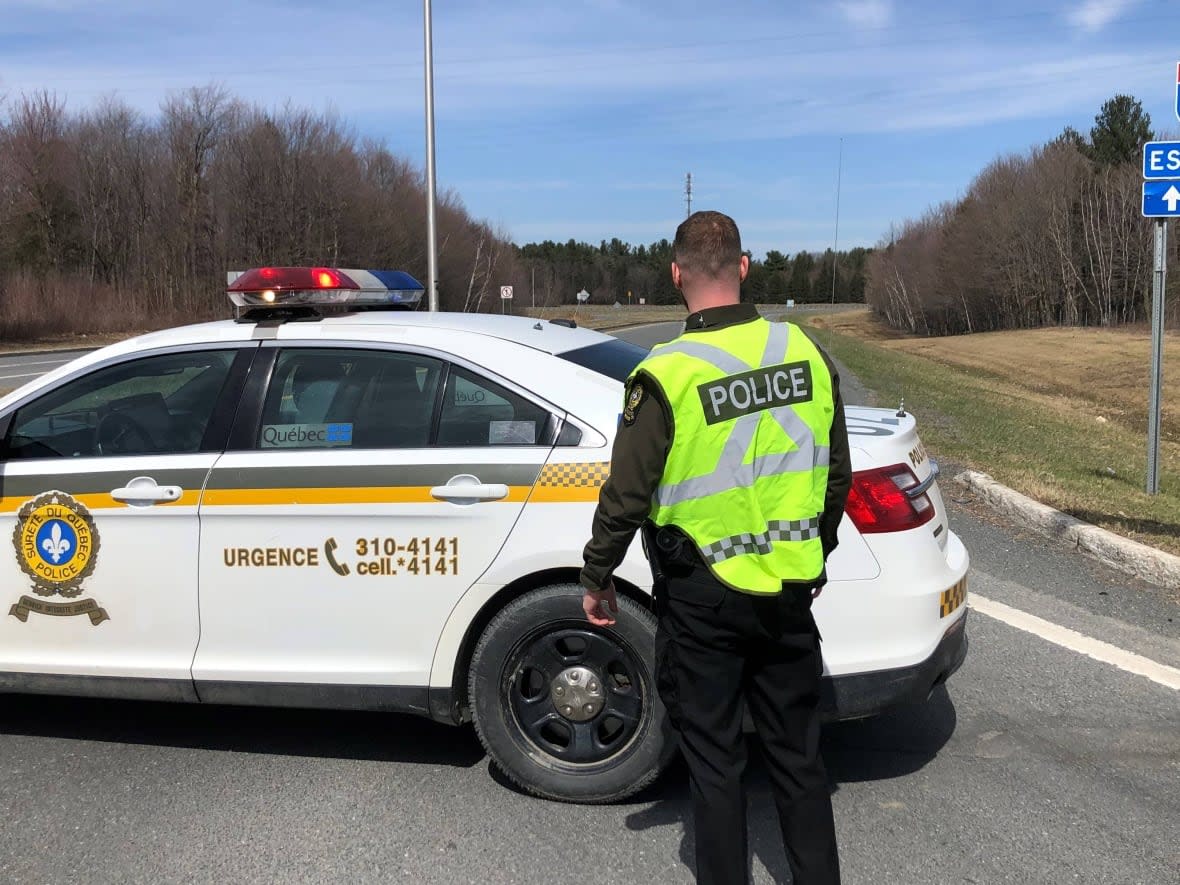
[0,359,73,369]
[0,371,44,381]
[970,593,1180,691]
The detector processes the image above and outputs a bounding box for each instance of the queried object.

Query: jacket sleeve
[818,349,852,559]
[580,373,672,591]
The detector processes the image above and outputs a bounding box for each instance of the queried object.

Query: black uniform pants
[655,568,840,885]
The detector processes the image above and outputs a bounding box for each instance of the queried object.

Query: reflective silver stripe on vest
[699,517,822,564]
[761,319,788,365]
[653,321,827,508]
[648,340,752,375]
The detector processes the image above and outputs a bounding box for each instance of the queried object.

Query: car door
[192,343,557,696]
[0,346,249,687]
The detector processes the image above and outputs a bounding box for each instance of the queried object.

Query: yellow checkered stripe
[528,462,611,503]
[940,577,967,618]
[537,461,611,489]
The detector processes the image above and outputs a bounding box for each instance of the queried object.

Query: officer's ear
[738,254,750,283]
[671,262,682,290]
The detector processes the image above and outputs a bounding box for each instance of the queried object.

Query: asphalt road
[0,350,90,388]
[0,322,1177,884]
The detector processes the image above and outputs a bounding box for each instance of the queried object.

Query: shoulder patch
[622,381,647,426]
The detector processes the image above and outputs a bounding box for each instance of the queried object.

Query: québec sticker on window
[10,491,109,626]
[261,423,354,448]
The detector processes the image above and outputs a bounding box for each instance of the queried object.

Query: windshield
[557,339,647,382]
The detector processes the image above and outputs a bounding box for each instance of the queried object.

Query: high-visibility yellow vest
[634,317,833,594]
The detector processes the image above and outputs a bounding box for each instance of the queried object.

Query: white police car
[0,268,968,803]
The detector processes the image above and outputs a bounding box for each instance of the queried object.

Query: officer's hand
[583,582,619,627]
[811,585,824,600]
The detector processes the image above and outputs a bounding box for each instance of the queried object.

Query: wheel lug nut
[562,705,573,715]
[588,681,598,692]
[554,686,564,696]
[583,704,594,714]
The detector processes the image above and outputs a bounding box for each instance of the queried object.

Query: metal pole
[1147,218,1168,494]
[531,266,535,309]
[831,137,843,304]
[423,0,439,312]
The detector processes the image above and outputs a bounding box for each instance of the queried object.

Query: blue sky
[1,0,1177,258]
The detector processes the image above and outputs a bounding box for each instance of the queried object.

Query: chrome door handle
[430,474,509,503]
[111,476,183,506]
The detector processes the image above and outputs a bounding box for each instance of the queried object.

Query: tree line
[866,95,1178,335]
[0,87,513,338]
[0,85,870,341]
[512,239,870,308]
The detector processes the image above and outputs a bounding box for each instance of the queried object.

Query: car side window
[437,366,552,446]
[259,349,444,450]
[4,350,237,460]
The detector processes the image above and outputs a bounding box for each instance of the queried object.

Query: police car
[0,268,968,804]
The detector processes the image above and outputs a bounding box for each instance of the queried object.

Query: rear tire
[468,583,672,803]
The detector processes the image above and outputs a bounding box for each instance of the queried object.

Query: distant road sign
[500,285,513,300]
[1143,180,1180,217]
[1143,141,1180,179]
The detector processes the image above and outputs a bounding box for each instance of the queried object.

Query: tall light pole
[831,137,843,304]
[423,0,440,311]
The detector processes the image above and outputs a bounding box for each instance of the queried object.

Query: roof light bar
[226,267,424,309]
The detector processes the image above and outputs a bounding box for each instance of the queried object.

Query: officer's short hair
[674,211,742,282]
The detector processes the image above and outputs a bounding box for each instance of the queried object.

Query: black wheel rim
[505,624,648,767]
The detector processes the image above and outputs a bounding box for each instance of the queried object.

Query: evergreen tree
[1053,125,1088,152]
[787,252,814,302]
[1089,95,1153,166]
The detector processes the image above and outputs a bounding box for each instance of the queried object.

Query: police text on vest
[697,361,814,424]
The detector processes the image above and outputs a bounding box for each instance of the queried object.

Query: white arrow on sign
[1165,185,1180,212]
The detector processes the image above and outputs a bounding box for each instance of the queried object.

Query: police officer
[580,211,851,885]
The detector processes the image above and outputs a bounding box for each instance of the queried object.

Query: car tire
[468,583,672,804]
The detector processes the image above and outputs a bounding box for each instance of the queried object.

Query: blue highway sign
[1144,141,1180,179]
[1143,181,1180,217]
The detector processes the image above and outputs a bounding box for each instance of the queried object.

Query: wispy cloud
[1066,0,1139,32]
[836,0,893,29]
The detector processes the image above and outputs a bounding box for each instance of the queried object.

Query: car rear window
[557,339,647,382]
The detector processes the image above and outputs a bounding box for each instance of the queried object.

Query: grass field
[801,308,1180,555]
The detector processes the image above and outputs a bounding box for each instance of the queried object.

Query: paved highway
[0,349,90,390]
[0,324,1177,883]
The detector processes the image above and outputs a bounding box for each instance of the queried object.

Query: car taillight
[845,463,935,534]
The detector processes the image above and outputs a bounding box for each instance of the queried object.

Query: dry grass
[810,309,1180,443]
[802,307,1180,556]
[0,273,218,344]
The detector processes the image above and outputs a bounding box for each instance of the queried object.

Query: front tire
[468,583,672,803]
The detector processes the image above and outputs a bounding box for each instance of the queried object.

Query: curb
[954,469,1180,590]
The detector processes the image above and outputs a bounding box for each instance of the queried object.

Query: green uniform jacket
[580,303,853,593]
